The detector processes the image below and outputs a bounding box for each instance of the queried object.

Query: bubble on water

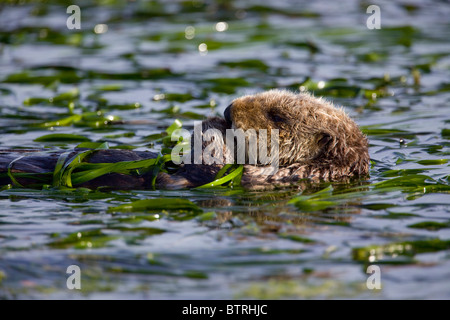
[153,93,166,101]
[198,43,208,55]
[185,26,195,39]
[215,22,228,32]
[94,24,108,34]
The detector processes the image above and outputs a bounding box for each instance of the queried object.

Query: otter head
[224,89,369,179]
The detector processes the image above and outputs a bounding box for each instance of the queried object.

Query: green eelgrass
[71,154,171,187]
[7,155,26,187]
[34,133,91,142]
[4,120,246,190]
[108,198,202,213]
[288,173,450,212]
[5,148,244,191]
[196,164,244,189]
[51,142,172,189]
[53,142,109,187]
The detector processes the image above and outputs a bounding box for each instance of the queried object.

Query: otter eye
[267,110,286,124]
[318,133,332,148]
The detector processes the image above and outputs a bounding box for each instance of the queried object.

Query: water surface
[0,0,449,299]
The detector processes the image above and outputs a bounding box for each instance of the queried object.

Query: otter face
[224,90,369,177]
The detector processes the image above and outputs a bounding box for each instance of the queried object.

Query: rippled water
[0,0,449,299]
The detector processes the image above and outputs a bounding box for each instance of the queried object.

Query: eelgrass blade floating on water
[33,133,91,142]
[108,198,202,213]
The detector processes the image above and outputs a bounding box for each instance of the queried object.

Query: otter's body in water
[0,90,369,190]
[157,90,369,189]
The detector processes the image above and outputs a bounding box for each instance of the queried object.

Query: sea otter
[157,89,369,189]
[0,90,369,190]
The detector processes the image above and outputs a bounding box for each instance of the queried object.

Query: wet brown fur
[157,89,369,189]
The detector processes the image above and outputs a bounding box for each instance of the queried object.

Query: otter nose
[224,104,233,126]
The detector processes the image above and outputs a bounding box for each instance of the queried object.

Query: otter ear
[317,132,332,149]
